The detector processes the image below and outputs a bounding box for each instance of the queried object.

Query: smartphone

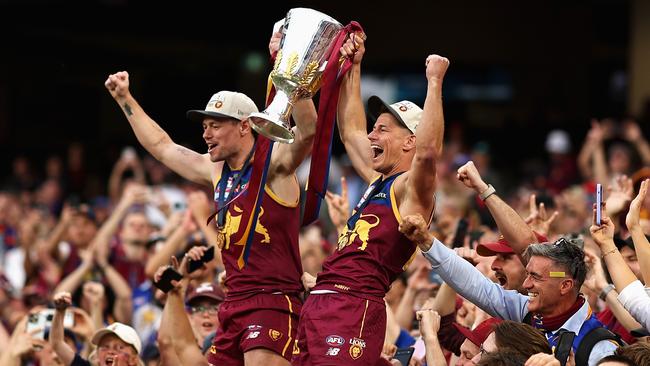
[452,218,469,248]
[187,246,216,274]
[596,183,603,226]
[26,309,74,340]
[554,331,576,366]
[393,347,415,366]
[154,267,183,293]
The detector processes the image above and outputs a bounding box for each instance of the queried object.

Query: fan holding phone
[153,246,216,293]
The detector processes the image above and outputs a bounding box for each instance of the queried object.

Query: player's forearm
[117,94,174,161]
[416,78,444,160]
[337,65,366,143]
[292,99,317,144]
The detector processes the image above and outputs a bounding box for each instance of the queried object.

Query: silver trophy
[249,8,343,143]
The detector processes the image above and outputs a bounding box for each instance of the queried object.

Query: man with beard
[475,231,547,293]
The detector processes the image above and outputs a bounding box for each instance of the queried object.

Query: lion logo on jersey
[219,205,270,249]
[337,213,379,251]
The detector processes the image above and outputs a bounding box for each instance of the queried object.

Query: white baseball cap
[186,91,259,123]
[368,95,422,134]
[91,322,142,354]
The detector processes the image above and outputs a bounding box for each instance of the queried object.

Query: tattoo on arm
[175,146,191,156]
[123,103,133,116]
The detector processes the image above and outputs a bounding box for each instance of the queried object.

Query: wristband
[599,283,615,301]
[479,184,496,201]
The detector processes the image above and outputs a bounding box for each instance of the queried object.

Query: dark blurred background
[1,0,649,196]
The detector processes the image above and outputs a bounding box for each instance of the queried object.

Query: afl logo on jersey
[326,335,345,346]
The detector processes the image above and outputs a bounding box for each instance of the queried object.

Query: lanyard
[216,145,255,228]
[346,173,398,229]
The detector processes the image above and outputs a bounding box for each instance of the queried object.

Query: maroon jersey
[214,165,303,298]
[314,173,417,302]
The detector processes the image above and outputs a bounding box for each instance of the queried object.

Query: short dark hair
[596,354,635,366]
[477,350,527,366]
[524,237,587,289]
[615,342,650,365]
[493,321,551,357]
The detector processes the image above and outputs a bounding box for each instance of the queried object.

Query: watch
[479,184,496,201]
[599,284,616,301]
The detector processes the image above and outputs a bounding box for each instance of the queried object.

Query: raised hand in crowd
[416,308,446,366]
[186,190,223,269]
[0,315,50,366]
[625,178,650,284]
[82,281,106,331]
[155,252,210,366]
[583,248,643,332]
[49,291,75,366]
[605,175,634,227]
[524,193,558,238]
[108,146,146,204]
[325,176,350,235]
[395,263,437,330]
[577,118,608,184]
[621,118,650,165]
[590,200,640,305]
[456,161,537,260]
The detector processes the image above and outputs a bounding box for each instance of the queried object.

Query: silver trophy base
[249,113,295,144]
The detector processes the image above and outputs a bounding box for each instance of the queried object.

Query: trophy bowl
[249,8,343,143]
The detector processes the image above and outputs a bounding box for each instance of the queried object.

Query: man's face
[455,339,479,366]
[523,256,566,315]
[97,334,138,366]
[34,342,65,366]
[469,332,496,364]
[120,212,150,244]
[187,299,220,340]
[67,215,97,246]
[367,114,412,174]
[491,253,526,293]
[202,118,243,163]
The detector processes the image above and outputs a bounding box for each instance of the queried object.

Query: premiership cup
[249,8,343,143]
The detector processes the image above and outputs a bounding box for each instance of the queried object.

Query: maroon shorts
[206,293,302,366]
[292,293,386,366]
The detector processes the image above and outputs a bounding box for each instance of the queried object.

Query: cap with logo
[186,91,258,123]
[476,231,548,257]
[367,95,422,134]
[185,282,225,305]
[91,322,142,354]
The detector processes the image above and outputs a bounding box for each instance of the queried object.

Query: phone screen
[596,183,603,226]
[393,347,415,366]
